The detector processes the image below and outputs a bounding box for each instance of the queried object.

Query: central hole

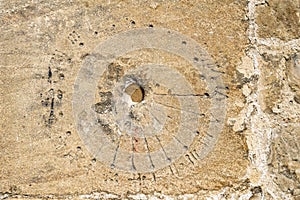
[125,83,144,103]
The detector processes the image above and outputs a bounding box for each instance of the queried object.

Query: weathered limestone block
[287,53,300,103]
[256,0,300,40]
[0,0,249,198]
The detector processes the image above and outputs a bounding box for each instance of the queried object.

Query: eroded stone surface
[256,0,300,41]
[0,0,299,199]
[256,52,300,198]
[287,53,300,103]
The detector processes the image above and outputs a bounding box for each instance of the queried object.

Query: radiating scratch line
[111,139,121,168]
[165,114,199,136]
[154,101,205,117]
[173,135,188,150]
[93,129,106,159]
[162,120,188,150]
[144,137,155,169]
[154,93,208,97]
[155,135,171,162]
[166,115,209,147]
[147,108,163,126]
[136,109,155,169]
[131,136,136,171]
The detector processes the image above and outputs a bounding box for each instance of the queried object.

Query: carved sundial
[73,28,226,173]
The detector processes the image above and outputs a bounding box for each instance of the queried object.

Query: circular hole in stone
[125,83,144,103]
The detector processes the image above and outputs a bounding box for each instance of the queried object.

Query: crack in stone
[154,101,206,117]
[154,93,209,97]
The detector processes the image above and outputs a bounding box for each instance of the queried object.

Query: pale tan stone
[256,0,300,41]
[237,56,255,79]
[0,0,299,199]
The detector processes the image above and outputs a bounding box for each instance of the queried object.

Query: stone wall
[0,0,299,199]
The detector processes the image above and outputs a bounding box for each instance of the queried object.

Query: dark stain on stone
[93,91,113,114]
[48,66,52,83]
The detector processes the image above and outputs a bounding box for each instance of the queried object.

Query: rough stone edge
[244,0,298,200]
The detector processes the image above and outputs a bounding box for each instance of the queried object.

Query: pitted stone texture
[270,124,300,197]
[0,0,249,197]
[259,54,285,113]
[73,28,226,173]
[256,0,300,41]
[256,51,300,199]
[287,53,300,103]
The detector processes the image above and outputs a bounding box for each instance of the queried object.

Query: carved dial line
[155,135,172,163]
[73,28,226,173]
[153,100,206,117]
